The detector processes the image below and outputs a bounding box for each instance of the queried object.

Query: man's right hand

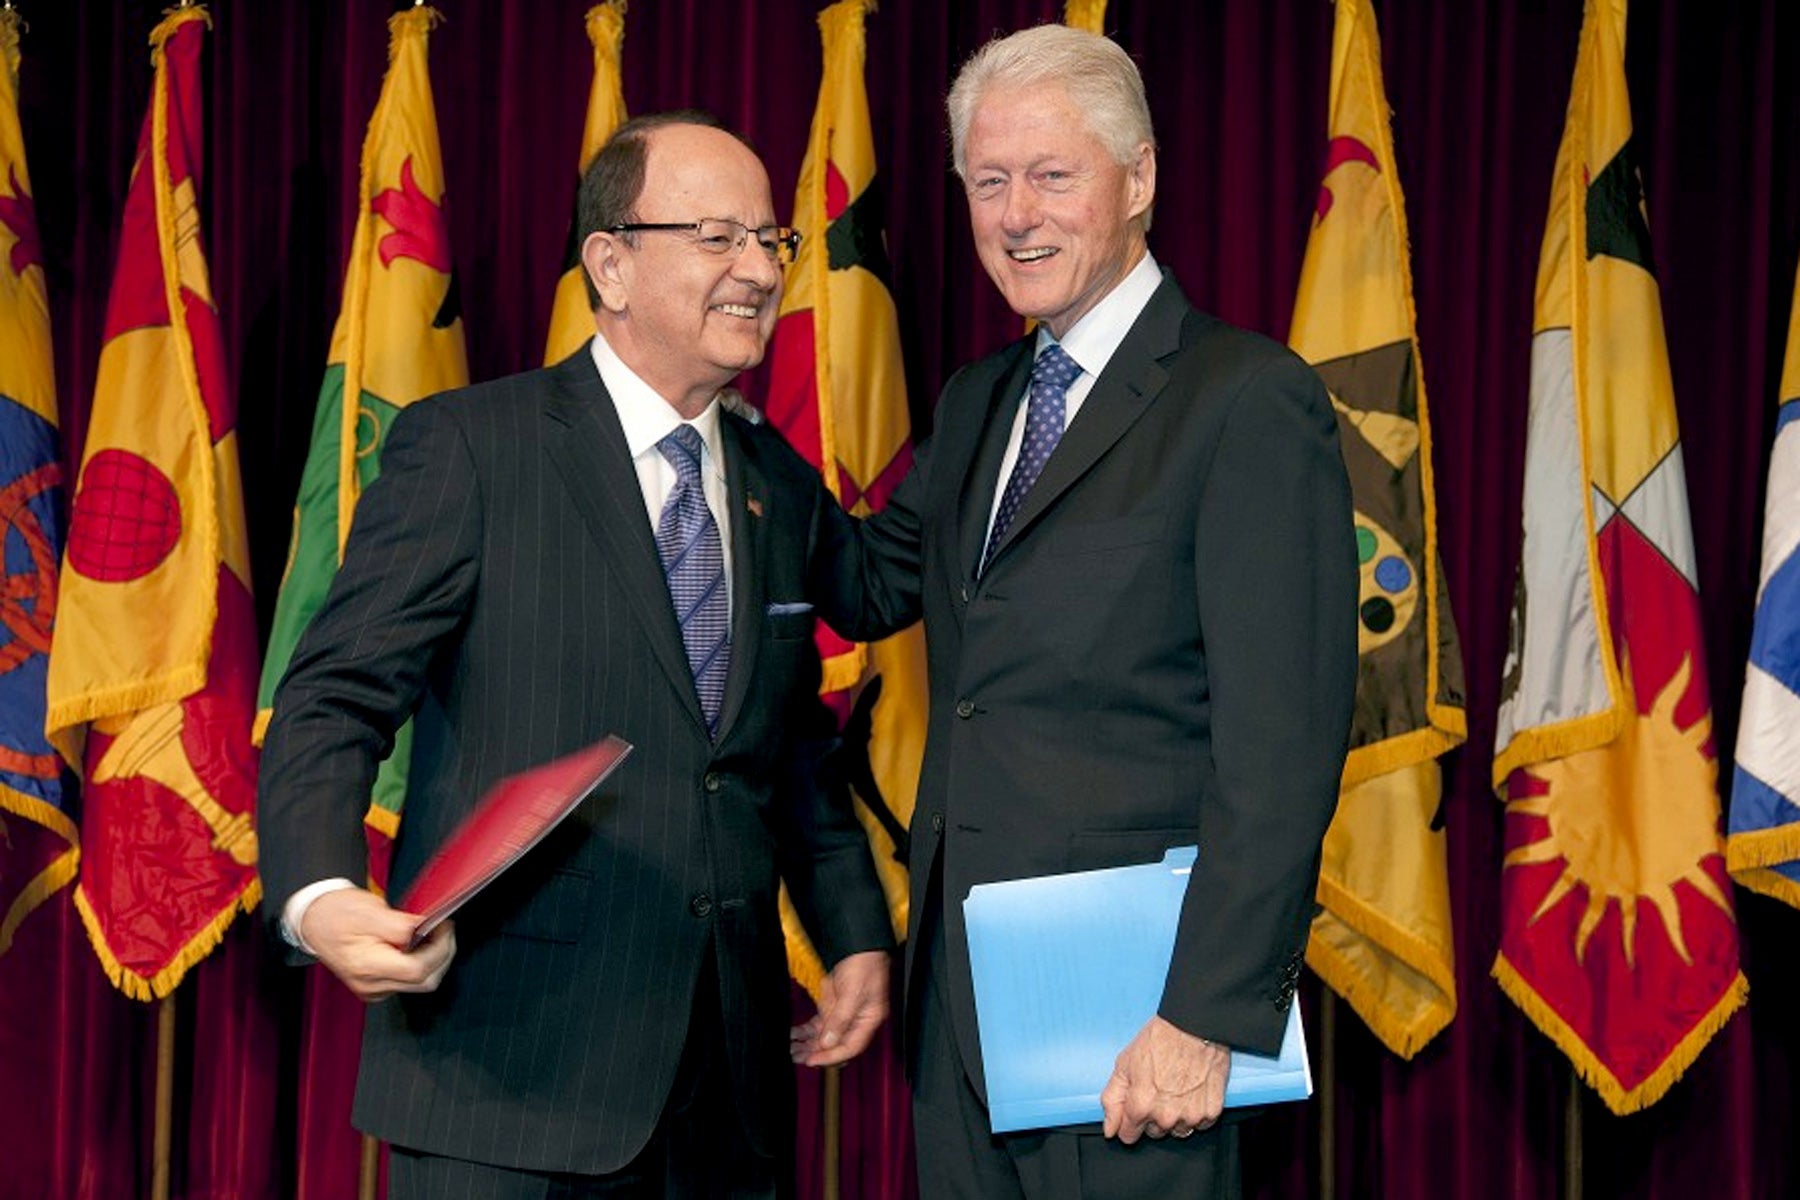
[300,887,456,1002]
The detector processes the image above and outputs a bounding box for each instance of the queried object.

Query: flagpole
[822,1064,842,1200]
[1318,990,1336,1200]
[360,1134,380,1200]
[1565,1067,1584,1200]
[152,993,177,1200]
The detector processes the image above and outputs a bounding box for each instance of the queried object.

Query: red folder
[398,734,633,948]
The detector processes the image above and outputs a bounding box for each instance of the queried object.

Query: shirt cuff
[282,878,359,955]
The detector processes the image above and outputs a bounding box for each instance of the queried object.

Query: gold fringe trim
[73,875,260,1001]
[251,705,272,747]
[388,5,444,54]
[1731,867,1800,909]
[0,783,80,955]
[148,6,209,58]
[1308,873,1455,1059]
[1491,706,1622,796]
[2,9,23,82]
[1342,723,1464,792]
[1492,953,1747,1115]
[1725,823,1800,873]
[45,666,209,738]
[1305,924,1452,1060]
[780,883,826,1001]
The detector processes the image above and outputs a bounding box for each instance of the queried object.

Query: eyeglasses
[609,218,802,267]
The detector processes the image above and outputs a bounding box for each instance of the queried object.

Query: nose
[1000,183,1041,239]
[732,234,780,290]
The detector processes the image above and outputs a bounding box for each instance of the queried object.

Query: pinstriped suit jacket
[257,346,893,1175]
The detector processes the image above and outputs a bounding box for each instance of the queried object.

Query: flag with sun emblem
[1288,0,1466,1059]
[544,2,627,366]
[765,0,924,996]
[43,7,262,1000]
[256,5,467,878]
[1728,256,1800,908]
[0,7,78,956]
[1491,0,1744,1115]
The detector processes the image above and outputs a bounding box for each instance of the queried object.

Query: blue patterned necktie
[981,343,1080,574]
[656,425,730,734]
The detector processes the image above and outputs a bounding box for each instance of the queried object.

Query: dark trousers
[909,874,1241,1200]
[390,951,782,1200]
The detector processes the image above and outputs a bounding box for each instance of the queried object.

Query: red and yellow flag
[1492,0,1744,1114]
[544,2,628,366]
[1288,0,1466,1059]
[1062,0,1108,34]
[0,6,77,956]
[766,0,925,995]
[255,7,467,881]
[44,7,261,1000]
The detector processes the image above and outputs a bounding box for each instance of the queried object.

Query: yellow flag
[1287,0,1466,1059]
[766,0,925,995]
[544,2,628,365]
[1063,0,1108,33]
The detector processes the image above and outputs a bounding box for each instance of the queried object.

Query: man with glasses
[258,111,893,1198]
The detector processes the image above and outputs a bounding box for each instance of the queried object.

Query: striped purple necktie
[982,343,1080,574]
[656,425,730,734]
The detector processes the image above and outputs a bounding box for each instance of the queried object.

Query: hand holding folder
[963,845,1311,1134]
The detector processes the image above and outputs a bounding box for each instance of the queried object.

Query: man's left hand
[789,949,890,1067]
[1100,1015,1231,1143]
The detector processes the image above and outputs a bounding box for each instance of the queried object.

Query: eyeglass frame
[607,218,802,266]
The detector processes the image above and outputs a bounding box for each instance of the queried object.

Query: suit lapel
[714,416,766,741]
[541,346,709,736]
[982,275,1187,569]
[953,344,1034,584]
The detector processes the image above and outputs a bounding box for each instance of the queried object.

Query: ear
[581,231,630,314]
[1126,143,1156,224]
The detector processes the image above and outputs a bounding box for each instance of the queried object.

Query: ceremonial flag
[0,6,77,956]
[1492,0,1744,1114]
[1063,0,1107,34]
[44,7,261,1000]
[544,2,627,366]
[255,6,467,874]
[1288,0,1465,1059]
[1728,256,1800,907]
[766,0,924,995]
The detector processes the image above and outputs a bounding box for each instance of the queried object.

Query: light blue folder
[963,845,1311,1133]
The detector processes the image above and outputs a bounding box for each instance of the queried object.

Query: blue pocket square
[766,601,813,616]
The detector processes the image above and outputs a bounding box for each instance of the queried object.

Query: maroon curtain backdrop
[1,1,1795,1198]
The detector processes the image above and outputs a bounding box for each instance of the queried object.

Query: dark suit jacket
[818,273,1357,1094]
[258,346,893,1175]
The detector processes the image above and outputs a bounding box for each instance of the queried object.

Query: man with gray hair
[800,24,1357,1198]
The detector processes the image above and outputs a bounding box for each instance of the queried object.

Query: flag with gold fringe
[0,6,77,958]
[255,6,467,880]
[1288,0,1466,1059]
[544,2,627,366]
[765,0,924,996]
[43,6,261,1000]
[1728,253,1800,907]
[1492,0,1744,1115]
[1063,0,1107,34]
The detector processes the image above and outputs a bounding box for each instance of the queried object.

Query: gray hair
[946,24,1156,181]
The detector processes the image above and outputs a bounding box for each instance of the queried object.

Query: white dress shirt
[283,335,736,950]
[983,250,1165,548]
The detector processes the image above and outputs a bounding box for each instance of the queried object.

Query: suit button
[703,772,722,793]
[955,698,975,718]
[931,813,944,834]
[690,893,714,918]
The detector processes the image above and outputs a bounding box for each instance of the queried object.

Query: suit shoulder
[729,409,829,494]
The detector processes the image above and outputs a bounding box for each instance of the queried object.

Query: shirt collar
[1036,250,1163,378]
[589,333,725,479]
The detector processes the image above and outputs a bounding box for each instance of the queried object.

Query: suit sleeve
[256,400,483,937]
[1158,354,1358,1055]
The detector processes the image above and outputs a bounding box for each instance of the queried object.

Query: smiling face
[962,81,1154,340]
[582,123,783,416]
